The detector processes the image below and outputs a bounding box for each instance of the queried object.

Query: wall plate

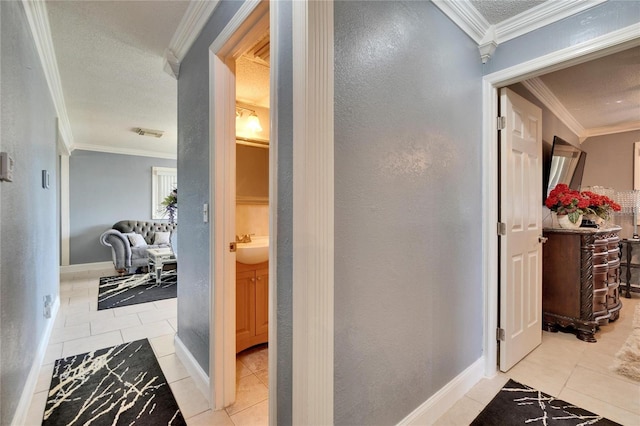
[0,152,14,182]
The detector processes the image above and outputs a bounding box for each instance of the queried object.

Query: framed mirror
[545,136,586,197]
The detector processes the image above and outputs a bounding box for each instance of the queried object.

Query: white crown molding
[583,120,640,141]
[431,0,490,45]
[521,77,585,137]
[72,143,177,160]
[21,0,74,152]
[494,0,607,44]
[432,0,607,63]
[163,0,221,78]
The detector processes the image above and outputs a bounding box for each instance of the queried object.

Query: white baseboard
[397,357,485,426]
[174,334,211,406]
[60,261,114,274]
[11,296,60,426]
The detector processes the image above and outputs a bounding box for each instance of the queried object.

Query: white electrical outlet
[43,295,52,319]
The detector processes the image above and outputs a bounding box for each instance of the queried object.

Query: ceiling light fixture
[236,106,263,133]
[134,127,164,138]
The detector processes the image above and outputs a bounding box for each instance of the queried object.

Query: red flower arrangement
[581,190,621,220]
[546,184,621,225]
[545,184,589,224]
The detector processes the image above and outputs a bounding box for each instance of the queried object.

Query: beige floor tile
[565,365,640,415]
[35,364,54,393]
[60,301,90,315]
[150,333,176,358]
[154,298,178,310]
[226,374,269,416]
[578,347,640,384]
[49,323,90,344]
[238,345,268,373]
[170,377,211,419]
[254,368,269,388]
[465,374,509,405]
[120,320,176,342]
[506,359,569,397]
[158,353,190,383]
[138,306,177,324]
[67,294,95,307]
[60,288,89,298]
[559,387,640,425]
[24,391,47,426]
[90,313,141,335]
[229,399,269,426]
[237,358,253,379]
[186,409,235,426]
[432,396,484,426]
[64,308,115,327]
[111,301,157,317]
[61,330,123,357]
[168,317,178,331]
[43,343,63,365]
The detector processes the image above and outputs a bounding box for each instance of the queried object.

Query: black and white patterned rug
[471,379,620,425]
[42,339,186,425]
[98,270,177,310]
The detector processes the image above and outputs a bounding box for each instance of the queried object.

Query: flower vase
[557,214,583,229]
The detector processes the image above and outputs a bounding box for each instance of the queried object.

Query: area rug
[42,339,186,425]
[611,302,640,381]
[98,270,177,310]
[471,379,619,425]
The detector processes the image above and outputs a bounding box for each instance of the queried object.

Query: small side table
[620,238,640,298]
[147,248,176,284]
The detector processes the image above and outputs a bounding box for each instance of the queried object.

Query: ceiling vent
[134,127,164,138]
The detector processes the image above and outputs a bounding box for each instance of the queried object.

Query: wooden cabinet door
[255,267,269,337]
[236,270,256,351]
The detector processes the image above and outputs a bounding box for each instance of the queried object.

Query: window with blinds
[152,167,177,220]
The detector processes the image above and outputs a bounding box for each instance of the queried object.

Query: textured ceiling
[538,46,640,130]
[46,0,189,156]
[44,0,637,157]
[470,0,546,25]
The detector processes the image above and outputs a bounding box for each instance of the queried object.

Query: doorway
[484,29,640,376]
[208,0,270,413]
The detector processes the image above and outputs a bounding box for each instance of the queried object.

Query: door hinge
[497,222,506,236]
[497,116,506,130]
[496,327,505,341]
[229,241,237,252]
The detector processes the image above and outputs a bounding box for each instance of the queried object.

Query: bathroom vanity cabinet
[542,226,622,342]
[236,261,269,353]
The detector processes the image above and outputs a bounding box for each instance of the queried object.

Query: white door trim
[292,1,335,424]
[209,0,268,411]
[482,23,640,376]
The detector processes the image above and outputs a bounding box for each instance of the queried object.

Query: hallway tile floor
[24,268,269,426]
[435,294,640,425]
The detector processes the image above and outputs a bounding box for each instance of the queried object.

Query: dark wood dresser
[542,226,622,342]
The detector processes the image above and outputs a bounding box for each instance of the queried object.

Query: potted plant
[581,190,621,224]
[161,188,177,223]
[545,184,590,228]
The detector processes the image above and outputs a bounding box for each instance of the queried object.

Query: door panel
[500,87,543,372]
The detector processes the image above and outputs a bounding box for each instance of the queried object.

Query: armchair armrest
[100,229,132,270]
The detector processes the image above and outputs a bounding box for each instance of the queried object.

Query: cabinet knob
[251,278,255,282]
[257,276,262,281]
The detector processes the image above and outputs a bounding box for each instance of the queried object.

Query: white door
[499,87,543,372]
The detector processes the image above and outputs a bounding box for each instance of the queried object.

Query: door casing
[482,24,640,376]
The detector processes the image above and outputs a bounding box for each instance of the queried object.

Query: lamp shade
[246,113,263,133]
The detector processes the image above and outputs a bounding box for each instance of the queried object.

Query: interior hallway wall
[334,2,484,424]
[581,131,640,191]
[68,150,176,264]
[0,2,60,423]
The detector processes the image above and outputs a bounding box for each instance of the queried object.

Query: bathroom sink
[236,236,269,264]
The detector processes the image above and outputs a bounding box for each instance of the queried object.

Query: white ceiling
[42,0,638,159]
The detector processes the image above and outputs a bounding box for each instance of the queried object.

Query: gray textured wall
[484,1,640,75]
[334,2,483,424]
[0,2,60,423]
[581,131,640,190]
[69,150,176,264]
[176,0,244,375]
[272,1,294,422]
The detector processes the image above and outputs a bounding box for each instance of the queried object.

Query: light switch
[203,203,209,223]
[0,152,14,182]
